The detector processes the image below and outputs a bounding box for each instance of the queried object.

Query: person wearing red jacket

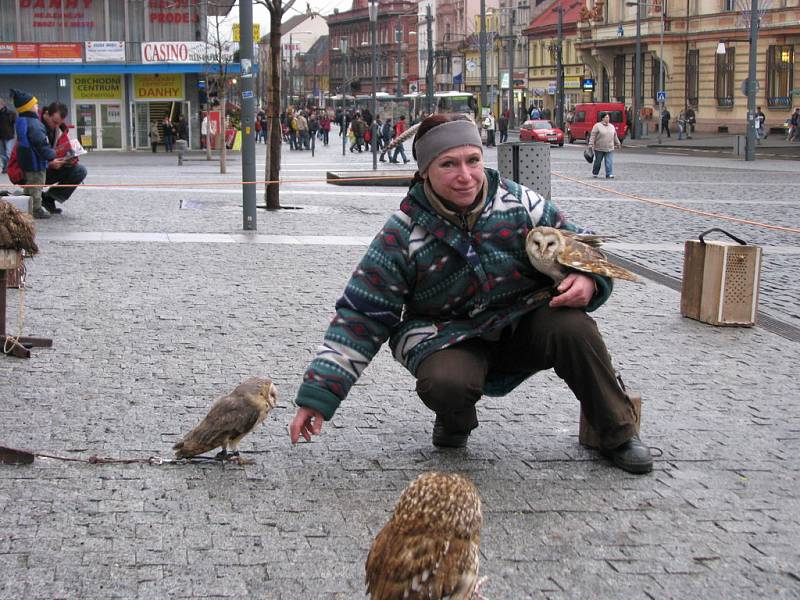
[40,102,87,215]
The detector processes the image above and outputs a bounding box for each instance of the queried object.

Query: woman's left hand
[549,273,596,309]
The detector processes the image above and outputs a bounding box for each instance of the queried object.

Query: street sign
[242,90,253,99]
[741,78,761,96]
[656,91,667,103]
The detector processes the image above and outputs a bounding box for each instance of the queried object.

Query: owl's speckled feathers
[173,377,277,459]
[525,226,638,283]
[366,472,484,600]
[0,200,38,255]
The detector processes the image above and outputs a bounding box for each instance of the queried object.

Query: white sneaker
[606,174,615,179]
[592,174,598,178]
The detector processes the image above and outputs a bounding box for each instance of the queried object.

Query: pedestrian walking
[149,121,160,153]
[755,106,766,142]
[296,111,309,150]
[529,105,540,120]
[320,113,331,146]
[483,111,496,147]
[390,115,409,163]
[11,89,56,219]
[589,113,621,179]
[498,111,508,144]
[677,110,687,140]
[379,117,393,161]
[660,108,671,137]
[177,116,189,142]
[685,107,696,138]
[288,112,653,475]
[350,114,366,153]
[787,108,800,141]
[162,116,175,152]
[0,97,16,174]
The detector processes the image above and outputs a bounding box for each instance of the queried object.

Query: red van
[568,102,629,143]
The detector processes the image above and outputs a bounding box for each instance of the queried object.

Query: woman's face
[425,146,484,208]
[602,114,611,124]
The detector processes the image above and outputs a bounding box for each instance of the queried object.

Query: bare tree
[254,0,297,210]
[206,10,236,174]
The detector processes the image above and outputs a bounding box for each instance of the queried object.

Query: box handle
[698,228,747,246]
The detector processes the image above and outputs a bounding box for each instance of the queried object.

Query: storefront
[71,74,125,150]
[130,73,191,150]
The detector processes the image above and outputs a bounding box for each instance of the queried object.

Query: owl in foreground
[173,377,277,462]
[366,472,486,600]
[525,226,639,283]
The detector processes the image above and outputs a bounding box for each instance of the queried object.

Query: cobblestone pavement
[1,137,798,599]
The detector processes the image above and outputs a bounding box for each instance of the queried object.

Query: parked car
[567,102,629,143]
[519,120,564,146]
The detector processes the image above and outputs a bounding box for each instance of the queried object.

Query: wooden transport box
[680,228,762,327]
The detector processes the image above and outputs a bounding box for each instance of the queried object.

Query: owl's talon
[214,449,228,460]
[472,575,489,600]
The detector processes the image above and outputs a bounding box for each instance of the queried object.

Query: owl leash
[0,445,251,467]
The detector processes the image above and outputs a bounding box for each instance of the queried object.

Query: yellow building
[577,0,800,133]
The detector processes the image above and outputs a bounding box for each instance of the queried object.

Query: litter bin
[497,141,551,200]
[175,139,188,165]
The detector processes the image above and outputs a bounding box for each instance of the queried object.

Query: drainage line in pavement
[605,251,800,343]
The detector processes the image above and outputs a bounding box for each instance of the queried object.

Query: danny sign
[141,41,233,64]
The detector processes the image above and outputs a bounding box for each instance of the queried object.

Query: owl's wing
[561,230,615,248]
[556,239,639,281]
[173,395,261,457]
[366,526,479,600]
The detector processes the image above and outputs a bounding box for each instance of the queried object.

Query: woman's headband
[414,120,483,174]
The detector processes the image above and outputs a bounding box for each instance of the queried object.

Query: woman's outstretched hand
[289,406,325,444]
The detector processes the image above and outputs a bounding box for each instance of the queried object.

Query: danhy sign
[133,74,185,100]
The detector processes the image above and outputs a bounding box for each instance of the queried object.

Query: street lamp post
[507,9,515,130]
[479,0,488,113]
[369,0,378,171]
[627,1,664,140]
[395,25,403,97]
[554,5,565,131]
[745,0,759,161]
[425,3,434,114]
[288,34,294,109]
[339,38,349,157]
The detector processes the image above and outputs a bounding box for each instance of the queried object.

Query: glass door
[100,103,123,149]
[135,103,150,149]
[75,103,98,150]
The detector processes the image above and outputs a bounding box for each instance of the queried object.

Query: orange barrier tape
[552,171,800,235]
[12,171,799,235]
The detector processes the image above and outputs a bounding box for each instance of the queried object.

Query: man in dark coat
[12,89,55,219]
[0,97,15,174]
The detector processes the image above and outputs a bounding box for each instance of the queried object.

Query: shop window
[766,45,793,109]
[651,56,664,101]
[686,49,699,107]
[715,47,735,107]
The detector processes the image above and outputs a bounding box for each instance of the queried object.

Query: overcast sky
[227,0,354,33]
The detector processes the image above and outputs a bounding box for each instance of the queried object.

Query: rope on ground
[552,171,800,235]
[16,171,799,235]
[0,445,246,466]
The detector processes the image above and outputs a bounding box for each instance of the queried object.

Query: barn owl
[525,226,639,283]
[0,200,38,255]
[365,472,486,600]
[173,377,278,462]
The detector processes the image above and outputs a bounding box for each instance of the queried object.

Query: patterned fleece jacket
[295,168,613,420]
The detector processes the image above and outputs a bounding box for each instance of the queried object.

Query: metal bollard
[175,139,188,165]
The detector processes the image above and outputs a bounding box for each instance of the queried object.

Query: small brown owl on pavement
[366,472,486,600]
[173,377,278,462]
[525,226,639,284]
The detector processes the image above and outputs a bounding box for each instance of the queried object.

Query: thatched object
[0,200,38,255]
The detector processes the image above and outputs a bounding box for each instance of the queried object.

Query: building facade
[0,0,240,150]
[577,0,800,133]
[327,0,420,97]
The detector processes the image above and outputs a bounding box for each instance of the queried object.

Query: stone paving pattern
[1,141,798,599]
